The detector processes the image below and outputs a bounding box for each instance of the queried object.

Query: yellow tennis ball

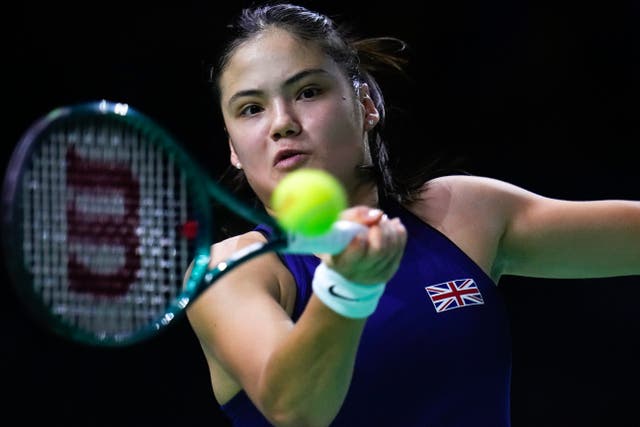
[271,168,347,236]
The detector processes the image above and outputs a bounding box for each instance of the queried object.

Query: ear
[228,139,241,169]
[359,83,380,131]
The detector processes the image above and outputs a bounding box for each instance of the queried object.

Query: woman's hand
[320,206,407,285]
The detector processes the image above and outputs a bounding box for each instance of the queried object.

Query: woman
[186,3,640,426]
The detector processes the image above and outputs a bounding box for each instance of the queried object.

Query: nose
[270,101,301,141]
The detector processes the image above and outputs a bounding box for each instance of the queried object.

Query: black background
[3,1,639,426]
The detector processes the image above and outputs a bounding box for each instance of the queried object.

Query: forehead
[219,28,345,97]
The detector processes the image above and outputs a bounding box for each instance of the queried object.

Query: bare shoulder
[185,228,297,326]
[198,229,296,308]
[409,174,534,225]
[424,174,534,199]
[210,230,268,263]
[404,174,536,281]
[182,230,268,287]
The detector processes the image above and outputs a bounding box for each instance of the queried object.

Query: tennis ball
[271,168,347,236]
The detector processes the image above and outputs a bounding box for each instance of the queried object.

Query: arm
[416,175,640,281]
[447,176,640,280]
[498,189,640,279]
[186,207,406,427]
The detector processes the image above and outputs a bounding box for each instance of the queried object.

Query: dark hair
[209,2,438,205]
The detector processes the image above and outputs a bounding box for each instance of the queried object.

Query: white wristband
[312,263,386,319]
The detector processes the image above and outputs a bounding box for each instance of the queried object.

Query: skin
[186,27,640,427]
[221,29,379,210]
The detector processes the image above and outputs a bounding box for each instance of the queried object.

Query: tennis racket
[2,100,365,347]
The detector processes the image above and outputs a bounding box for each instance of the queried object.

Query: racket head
[2,100,214,346]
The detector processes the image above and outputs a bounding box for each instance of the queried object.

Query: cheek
[308,103,368,188]
[227,125,265,160]
[311,99,362,147]
[327,117,365,164]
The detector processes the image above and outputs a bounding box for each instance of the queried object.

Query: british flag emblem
[425,278,484,313]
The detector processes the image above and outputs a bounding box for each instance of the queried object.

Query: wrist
[311,263,386,319]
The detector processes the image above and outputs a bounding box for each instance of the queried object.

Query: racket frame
[2,100,285,346]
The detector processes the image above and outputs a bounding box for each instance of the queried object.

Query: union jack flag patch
[425,278,484,313]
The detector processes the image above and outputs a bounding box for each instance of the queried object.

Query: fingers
[326,207,407,285]
[340,206,384,227]
[367,216,404,252]
[362,216,407,281]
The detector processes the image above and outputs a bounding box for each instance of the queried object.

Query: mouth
[273,149,309,169]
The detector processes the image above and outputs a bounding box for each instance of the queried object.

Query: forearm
[255,295,366,427]
[504,199,640,278]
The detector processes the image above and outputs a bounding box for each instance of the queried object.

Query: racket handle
[285,220,368,254]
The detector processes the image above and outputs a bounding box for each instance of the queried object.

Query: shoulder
[210,229,295,297]
[210,230,268,263]
[407,174,535,222]
[187,229,297,316]
[402,174,539,280]
[423,174,535,200]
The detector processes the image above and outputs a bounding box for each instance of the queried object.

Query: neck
[347,179,379,208]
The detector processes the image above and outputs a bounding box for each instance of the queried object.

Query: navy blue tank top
[221,200,512,426]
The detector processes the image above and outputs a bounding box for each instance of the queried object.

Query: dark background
[3,1,638,426]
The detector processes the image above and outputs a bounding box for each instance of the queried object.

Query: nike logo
[328,285,359,301]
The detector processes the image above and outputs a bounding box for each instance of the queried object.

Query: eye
[298,87,321,100]
[239,104,263,117]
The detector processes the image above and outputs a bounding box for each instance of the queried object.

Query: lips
[273,149,309,168]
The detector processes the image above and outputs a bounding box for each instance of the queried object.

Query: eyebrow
[226,68,332,109]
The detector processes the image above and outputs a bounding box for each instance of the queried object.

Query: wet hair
[209,2,436,205]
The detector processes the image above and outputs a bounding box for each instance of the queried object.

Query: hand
[320,206,407,285]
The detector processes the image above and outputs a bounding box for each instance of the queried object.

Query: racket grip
[285,220,368,254]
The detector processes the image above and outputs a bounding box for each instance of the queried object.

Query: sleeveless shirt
[220,200,512,426]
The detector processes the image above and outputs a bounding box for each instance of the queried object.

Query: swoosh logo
[328,285,359,301]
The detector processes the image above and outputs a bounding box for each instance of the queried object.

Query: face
[218,28,379,209]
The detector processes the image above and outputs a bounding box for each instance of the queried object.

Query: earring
[235,162,242,169]
[368,119,375,126]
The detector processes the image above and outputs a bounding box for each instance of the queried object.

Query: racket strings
[23,117,196,339]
